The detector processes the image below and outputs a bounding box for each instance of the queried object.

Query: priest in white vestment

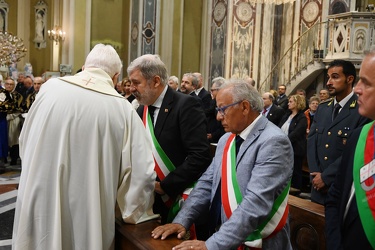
[12,44,156,250]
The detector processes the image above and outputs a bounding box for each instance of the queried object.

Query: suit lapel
[330,95,358,128]
[236,116,267,166]
[154,87,174,137]
[267,105,274,119]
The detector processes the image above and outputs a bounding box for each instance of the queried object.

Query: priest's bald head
[83,44,122,81]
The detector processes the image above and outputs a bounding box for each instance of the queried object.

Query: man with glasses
[152,80,293,249]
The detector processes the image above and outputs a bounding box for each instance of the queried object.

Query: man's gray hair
[169,75,179,84]
[222,79,263,113]
[127,54,168,86]
[183,73,199,88]
[84,44,122,78]
[212,77,225,89]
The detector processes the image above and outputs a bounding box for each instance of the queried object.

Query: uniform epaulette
[319,98,333,106]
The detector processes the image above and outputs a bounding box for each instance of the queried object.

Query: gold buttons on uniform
[324,157,328,160]
[325,144,329,148]
[328,132,331,135]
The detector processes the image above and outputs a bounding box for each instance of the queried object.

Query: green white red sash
[221,134,290,249]
[142,106,193,222]
[353,121,375,249]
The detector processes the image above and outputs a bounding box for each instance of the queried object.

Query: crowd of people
[7,44,375,249]
[0,74,45,167]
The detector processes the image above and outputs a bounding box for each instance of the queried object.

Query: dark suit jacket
[277,94,288,111]
[266,104,285,126]
[325,126,373,250]
[137,87,212,221]
[279,110,307,157]
[190,91,203,108]
[307,94,371,204]
[197,88,212,116]
[206,99,225,143]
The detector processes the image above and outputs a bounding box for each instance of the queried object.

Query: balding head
[34,76,45,93]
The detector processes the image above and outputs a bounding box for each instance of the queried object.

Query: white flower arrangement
[0,92,6,102]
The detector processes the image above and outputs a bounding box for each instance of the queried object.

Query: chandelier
[48,25,66,45]
[0,31,27,66]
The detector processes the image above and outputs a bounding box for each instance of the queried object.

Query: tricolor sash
[353,121,375,249]
[142,106,194,222]
[221,134,290,249]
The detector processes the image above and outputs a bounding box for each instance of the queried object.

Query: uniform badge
[338,130,342,135]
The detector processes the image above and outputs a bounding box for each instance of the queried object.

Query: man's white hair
[84,44,122,78]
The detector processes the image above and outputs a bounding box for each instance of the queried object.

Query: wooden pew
[288,195,326,250]
[115,217,183,250]
[115,196,325,250]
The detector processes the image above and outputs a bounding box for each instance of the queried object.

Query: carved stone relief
[34,0,47,49]
[0,0,8,32]
[353,29,366,53]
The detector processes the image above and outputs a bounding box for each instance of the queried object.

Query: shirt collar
[195,87,203,95]
[334,91,354,108]
[238,114,262,140]
[151,85,168,109]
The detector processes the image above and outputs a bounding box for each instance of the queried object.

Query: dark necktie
[235,135,244,155]
[262,109,267,116]
[209,135,244,235]
[148,105,156,125]
[332,103,341,121]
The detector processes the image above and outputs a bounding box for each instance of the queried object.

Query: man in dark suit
[325,50,375,249]
[276,84,288,111]
[194,72,212,116]
[262,92,285,125]
[180,73,204,109]
[127,54,212,227]
[307,59,370,205]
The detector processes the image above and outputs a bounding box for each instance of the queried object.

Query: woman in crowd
[121,78,135,103]
[304,95,320,135]
[279,94,307,191]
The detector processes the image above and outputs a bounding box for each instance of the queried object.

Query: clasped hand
[310,172,326,191]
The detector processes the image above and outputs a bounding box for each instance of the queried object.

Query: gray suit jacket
[173,116,293,249]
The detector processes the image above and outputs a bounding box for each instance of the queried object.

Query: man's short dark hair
[328,60,356,80]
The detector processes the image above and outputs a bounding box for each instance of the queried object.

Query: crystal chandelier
[48,25,66,45]
[0,31,27,66]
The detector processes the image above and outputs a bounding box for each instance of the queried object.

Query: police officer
[307,59,370,205]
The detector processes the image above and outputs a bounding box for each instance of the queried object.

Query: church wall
[28,0,51,76]
[180,0,203,74]
[6,1,17,33]
[71,0,89,73]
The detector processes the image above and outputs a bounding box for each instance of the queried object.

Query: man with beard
[307,60,370,205]
[128,54,211,238]
[325,47,375,250]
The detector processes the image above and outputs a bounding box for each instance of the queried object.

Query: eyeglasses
[216,101,242,116]
[210,88,219,92]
